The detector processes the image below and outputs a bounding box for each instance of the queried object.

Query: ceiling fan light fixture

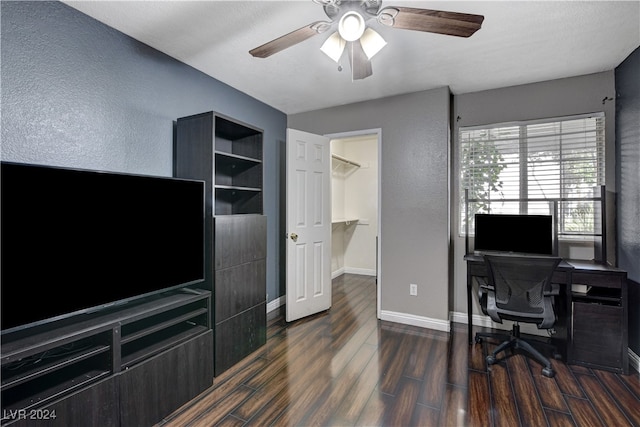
[338,11,366,41]
[320,31,346,63]
[360,28,387,59]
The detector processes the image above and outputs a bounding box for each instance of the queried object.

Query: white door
[286,128,332,322]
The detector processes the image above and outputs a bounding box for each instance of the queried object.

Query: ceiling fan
[249,0,484,81]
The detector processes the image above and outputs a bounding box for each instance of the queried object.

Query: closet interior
[331,135,379,279]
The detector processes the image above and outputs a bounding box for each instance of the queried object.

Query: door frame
[324,128,382,319]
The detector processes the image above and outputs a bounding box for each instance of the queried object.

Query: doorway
[328,130,381,317]
[278,129,382,321]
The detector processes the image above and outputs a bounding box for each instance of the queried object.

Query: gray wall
[615,47,640,355]
[289,88,451,325]
[451,72,617,316]
[1,1,287,303]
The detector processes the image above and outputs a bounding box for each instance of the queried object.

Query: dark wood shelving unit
[213,118,263,216]
[1,289,213,426]
[175,111,267,376]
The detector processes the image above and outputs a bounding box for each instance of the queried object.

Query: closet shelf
[331,153,361,168]
[332,218,359,225]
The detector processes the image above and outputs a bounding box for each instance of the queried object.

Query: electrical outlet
[410,283,418,296]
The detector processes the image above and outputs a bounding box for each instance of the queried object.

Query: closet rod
[331,153,361,168]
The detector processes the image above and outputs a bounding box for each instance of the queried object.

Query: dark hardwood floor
[159,274,640,427]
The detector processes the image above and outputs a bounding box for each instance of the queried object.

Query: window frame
[458,112,606,238]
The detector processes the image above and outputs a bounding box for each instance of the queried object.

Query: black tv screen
[474,214,553,256]
[1,162,205,334]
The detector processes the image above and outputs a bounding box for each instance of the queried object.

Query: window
[459,114,605,237]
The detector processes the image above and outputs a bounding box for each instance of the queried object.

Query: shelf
[572,286,621,305]
[215,116,262,143]
[332,218,359,225]
[4,367,111,412]
[331,153,361,168]
[215,187,262,215]
[215,152,262,180]
[215,185,262,192]
[215,151,261,164]
[1,343,109,391]
[120,307,208,345]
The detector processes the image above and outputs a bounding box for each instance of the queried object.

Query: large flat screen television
[1,161,205,334]
[474,214,553,256]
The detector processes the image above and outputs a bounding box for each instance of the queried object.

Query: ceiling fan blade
[348,41,373,81]
[250,21,331,58]
[379,7,484,38]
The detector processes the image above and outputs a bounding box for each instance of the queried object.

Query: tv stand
[1,289,213,426]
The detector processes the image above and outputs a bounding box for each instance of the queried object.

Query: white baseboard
[331,268,345,279]
[344,267,377,276]
[332,267,377,279]
[450,311,500,328]
[380,310,450,332]
[267,296,285,314]
[450,311,516,331]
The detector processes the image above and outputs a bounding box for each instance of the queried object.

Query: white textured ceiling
[63,1,640,114]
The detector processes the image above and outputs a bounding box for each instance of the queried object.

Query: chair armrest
[479,284,493,293]
[477,283,494,317]
[543,283,560,296]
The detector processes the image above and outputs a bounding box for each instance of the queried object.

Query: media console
[1,289,213,426]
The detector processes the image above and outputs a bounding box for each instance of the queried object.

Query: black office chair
[474,254,562,378]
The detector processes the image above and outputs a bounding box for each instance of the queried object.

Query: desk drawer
[572,272,623,289]
[571,301,623,371]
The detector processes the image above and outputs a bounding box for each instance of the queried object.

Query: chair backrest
[484,254,561,315]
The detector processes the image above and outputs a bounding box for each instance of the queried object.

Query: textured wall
[1,1,287,302]
[615,46,640,354]
[289,88,451,326]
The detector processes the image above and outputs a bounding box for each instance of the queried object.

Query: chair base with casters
[474,254,564,379]
[475,323,559,378]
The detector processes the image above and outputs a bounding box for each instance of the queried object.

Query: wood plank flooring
[159,274,640,427]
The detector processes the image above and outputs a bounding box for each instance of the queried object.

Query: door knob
[290,232,298,242]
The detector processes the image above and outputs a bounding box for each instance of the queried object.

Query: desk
[465,254,629,374]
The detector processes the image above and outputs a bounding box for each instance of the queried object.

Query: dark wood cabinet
[568,264,628,374]
[572,301,623,369]
[213,215,267,374]
[215,302,267,374]
[175,111,266,376]
[1,290,212,426]
[119,329,213,426]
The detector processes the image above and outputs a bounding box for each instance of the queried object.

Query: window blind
[460,114,605,236]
